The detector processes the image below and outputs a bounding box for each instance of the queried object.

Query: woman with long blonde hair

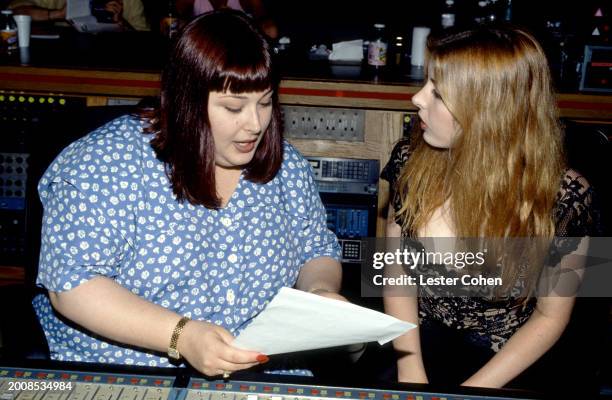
[382,25,600,391]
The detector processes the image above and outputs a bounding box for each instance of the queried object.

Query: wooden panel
[287,110,406,237]
[0,66,160,97]
[279,79,417,111]
[86,96,109,107]
[557,93,612,119]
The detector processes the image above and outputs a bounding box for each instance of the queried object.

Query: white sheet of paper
[69,16,120,33]
[66,0,90,20]
[329,39,364,61]
[233,287,415,355]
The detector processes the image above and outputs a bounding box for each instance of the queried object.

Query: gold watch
[168,316,190,360]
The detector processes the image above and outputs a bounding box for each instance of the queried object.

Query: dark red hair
[149,9,283,208]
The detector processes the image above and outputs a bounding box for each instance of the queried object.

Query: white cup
[19,46,30,65]
[14,15,32,48]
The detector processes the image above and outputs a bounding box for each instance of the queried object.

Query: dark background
[135,0,607,42]
[0,0,606,44]
[144,0,608,89]
[1,0,607,90]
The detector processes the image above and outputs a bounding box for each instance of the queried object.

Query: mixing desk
[0,366,542,400]
[0,368,176,400]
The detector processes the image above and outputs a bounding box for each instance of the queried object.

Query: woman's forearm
[384,211,428,383]
[50,275,264,375]
[463,297,574,388]
[49,275,183,353]
[385,296,428,383]
[295,256,342,294]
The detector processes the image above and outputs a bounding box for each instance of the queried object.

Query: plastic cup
[19,46,30,65]
[14,15,31,48]
[410,26,430,67]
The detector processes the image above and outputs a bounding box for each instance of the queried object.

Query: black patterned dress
[381,139,602,363]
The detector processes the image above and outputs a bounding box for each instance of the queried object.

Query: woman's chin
[423,133,451,149]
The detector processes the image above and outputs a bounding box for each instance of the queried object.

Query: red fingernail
[256,354,269,363]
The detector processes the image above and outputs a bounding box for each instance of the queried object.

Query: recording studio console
[306,157,379,264]
[0,93,86,265]
[0,366,540,400]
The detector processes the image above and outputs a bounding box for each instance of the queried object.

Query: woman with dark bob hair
[33,10,343,377]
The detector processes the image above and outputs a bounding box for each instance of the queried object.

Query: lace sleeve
[554,171,603,238]
[380,139,412,217]
[547,171,603,270]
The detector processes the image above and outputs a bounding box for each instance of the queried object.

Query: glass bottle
[367,23,388,69]
[1,9,18,54]
[160,0,179,39]
[393,35,404,68]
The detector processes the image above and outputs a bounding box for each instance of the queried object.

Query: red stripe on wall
[558,100,612,110]
[2,73,413,101]
[279,86,413,101]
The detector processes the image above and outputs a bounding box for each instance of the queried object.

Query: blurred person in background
[9,0,150,31]
[176,0,277,38]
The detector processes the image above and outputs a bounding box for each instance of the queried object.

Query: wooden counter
[1,65,611,117]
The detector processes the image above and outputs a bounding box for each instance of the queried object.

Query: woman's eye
[259,101,272,107]
[225,107,242,113]
[432,89,443,100]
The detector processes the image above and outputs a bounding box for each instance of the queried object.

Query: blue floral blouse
[33,115,341,366]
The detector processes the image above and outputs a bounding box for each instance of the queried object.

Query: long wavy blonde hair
[396,26,565,292]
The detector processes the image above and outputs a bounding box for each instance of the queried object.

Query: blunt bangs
[215,44,274,94]
[196,11,276,94]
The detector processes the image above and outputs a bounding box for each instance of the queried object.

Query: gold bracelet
[167,316,190,360]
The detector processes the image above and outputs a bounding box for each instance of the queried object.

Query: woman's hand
[104,0,123,23]
[177,319,267,377]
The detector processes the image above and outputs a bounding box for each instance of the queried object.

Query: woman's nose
[412,87,425,109]
[245,107,262,133]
